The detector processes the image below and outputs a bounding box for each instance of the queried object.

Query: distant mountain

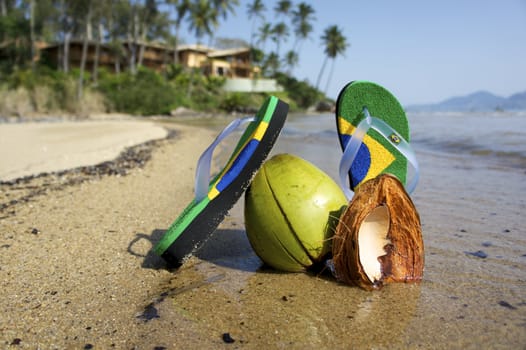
[506,91,526,110]
[406,90,526,112]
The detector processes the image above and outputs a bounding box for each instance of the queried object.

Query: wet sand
[1,116,525,349]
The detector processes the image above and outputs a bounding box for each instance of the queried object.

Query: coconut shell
[332,174,424,290]
[245,154,348,272]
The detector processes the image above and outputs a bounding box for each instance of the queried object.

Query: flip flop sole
[336,81,409,190]
[154,97,288,267]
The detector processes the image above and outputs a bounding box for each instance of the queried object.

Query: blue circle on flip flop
[341,134,371,188]
[350,143,371,187]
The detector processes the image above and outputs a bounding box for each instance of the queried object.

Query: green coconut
[244,154,348,271]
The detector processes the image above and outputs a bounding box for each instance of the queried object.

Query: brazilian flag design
[209,121,269,200]
[336,81,410,190]
[338,118,396,188]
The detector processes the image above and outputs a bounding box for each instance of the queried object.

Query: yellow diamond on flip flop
[339,118,395,186]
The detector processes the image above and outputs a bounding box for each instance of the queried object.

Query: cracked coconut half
[332,174,424,290]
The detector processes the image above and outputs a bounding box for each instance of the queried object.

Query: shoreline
[0,129,177,217]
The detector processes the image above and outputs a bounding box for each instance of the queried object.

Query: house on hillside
[39,41,251,78]
[38,41,281,92]
[176,44,212,71]
[206,47,255,78]
[40,40,123,72]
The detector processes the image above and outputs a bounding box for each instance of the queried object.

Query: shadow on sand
[127,227,263,272]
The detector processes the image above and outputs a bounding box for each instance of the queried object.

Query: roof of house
[40,39,103,49]
[177,44,213,54]
[208,47,250,58]
[37,41,249,59]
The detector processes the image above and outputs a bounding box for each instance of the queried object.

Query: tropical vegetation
[0,0,349,116]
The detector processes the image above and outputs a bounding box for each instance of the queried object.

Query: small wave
[413,137,526,169]
[281,126,336,138]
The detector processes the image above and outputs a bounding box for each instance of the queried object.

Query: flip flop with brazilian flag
[335,81,419,200]
[154,96,289,267]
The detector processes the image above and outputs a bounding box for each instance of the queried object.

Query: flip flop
[335,81,419,199]
[154,96,289,267]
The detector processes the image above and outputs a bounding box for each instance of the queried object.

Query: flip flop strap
[339,107,419,200]
[194,116,256,201]
[369,113,420,194]
[339,112,371,200]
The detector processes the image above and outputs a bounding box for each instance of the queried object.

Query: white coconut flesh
[358,205,391,283]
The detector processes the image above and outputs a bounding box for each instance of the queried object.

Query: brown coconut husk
[332,174,424,290]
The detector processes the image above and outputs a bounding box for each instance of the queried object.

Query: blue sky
[178,0,526,105]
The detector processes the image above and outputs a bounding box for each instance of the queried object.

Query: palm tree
[126,0,141,74]
[212,0,238,20]
[77,0,127,89]
[315,25,348,93]
[28,0,35,70]
[136,0,161,68]
[283,49,298,74]
[25,0,57,70]
[292,2,315,26]
[187,0,216,44]
[0,1,31,70]
[274,0,292,18]
[107,0,131,74]
[166,0,191,64]
[0,0,6,16]
[256,22,272,52]
[77,0,92,99]
[208,0,238,46]
[186,0,216,97]
[247,0,265,50]
[271,21,289,57]
[263,51,280,76]
[91,0,110,83]
[291,2,315,54]
[58,0,76,73]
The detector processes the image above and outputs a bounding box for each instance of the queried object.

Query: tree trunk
[173,26,180,65]
[128,6,140,75]
[137,27,146,68]
[324,58,336,95]
[107,11,120,74]
[87,18,93,41]
[92,22,103,84]
[60,0,69,73]
[127,38,136,75]
[186,69,195,98]
[63,32,70,73]
[161,45,168,78]
[0,0,6,43]
[0,0,7,17]
[29,0,35,71]
[315,55,328,90]
[78,1,93,100]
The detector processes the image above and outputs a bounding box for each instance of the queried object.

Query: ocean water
[409,111,526,169]
[271,110,526,173]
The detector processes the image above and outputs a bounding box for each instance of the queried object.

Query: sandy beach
[0,119,168,182]
[1,114,525,349]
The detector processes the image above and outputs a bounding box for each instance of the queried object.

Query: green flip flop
[335,81,419,199]
[154,96,289,267]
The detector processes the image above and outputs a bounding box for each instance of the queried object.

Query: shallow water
[409,111,526,169]
[172,111,526,348]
